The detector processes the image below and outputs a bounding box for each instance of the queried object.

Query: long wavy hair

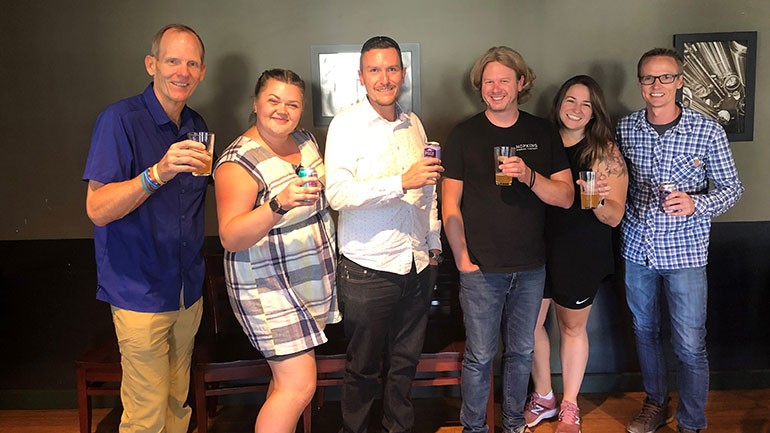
[549,75,614,168]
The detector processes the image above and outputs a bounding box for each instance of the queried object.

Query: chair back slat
[203,254,237,336]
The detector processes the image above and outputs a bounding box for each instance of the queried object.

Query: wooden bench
[193,254,496,432]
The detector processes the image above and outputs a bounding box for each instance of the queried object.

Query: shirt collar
[635,101,694,135]
[141,82,194,132]
[362,97,411,129]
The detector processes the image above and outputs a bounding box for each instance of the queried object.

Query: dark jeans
[624,260,709,430]
[339,256,433,433]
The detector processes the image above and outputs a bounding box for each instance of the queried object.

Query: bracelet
[141,169,160,194]
[528,168,536,188]
[151,164,165,185]
[144,169,161,190]
[140,172,155,194]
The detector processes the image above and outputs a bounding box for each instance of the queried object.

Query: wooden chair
[191,254,273,433]
[75,338,122,433]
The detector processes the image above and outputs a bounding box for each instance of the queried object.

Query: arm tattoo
[597,142,627,178]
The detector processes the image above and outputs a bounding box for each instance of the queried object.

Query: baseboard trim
[3,369,769,410]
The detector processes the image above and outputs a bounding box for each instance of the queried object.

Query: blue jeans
[459,267,545,433]
[339,256,433,433]
[624,260,709,431]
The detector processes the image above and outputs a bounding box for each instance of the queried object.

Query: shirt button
[182,241,187,247]
[181,189,186,194]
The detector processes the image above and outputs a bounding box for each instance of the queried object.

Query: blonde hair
[470,46,536,104]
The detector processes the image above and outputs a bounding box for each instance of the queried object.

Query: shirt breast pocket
[670,153,706,189]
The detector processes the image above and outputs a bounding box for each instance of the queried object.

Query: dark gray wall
[1,1,769,409]
[0,0,767,240]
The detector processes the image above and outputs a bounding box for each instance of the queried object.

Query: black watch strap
[269,197,288,215]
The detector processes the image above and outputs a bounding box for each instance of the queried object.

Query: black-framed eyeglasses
[638,73,681,85]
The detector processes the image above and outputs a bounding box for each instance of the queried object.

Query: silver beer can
[424,141,441,160]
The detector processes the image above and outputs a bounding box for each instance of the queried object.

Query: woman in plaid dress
[214,69,340,433]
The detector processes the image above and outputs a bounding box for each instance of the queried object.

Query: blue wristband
[140,173,154,194]
[144,168,161,189]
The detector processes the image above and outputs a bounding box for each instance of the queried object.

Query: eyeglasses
[638,73,681,85]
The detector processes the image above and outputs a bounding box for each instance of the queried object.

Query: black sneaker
[677,427,700,433]
[626,397,674,433]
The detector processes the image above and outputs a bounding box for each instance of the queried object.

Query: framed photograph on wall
[310,43,421,126]
[674,31,757,141]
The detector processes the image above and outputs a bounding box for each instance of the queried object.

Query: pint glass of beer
[494,146,515,186]
[579,171,600,209]
[187,131,215,176]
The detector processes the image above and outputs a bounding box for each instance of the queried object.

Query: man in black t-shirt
[441,46,573,433]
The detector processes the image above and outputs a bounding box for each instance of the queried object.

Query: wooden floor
[1,390,768,433]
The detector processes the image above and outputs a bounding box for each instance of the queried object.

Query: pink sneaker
[555,401,581,433]
[524,392,558,427]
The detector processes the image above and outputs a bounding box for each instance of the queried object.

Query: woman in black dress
[524,75,628,433]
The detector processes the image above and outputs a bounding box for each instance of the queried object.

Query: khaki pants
[111,298,202,433]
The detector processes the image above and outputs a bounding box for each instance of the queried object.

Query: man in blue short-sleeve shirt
[82,24,211,433]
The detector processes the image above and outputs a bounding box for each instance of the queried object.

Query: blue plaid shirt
[616,104,743,269]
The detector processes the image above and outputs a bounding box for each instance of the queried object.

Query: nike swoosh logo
[575,297,590,305]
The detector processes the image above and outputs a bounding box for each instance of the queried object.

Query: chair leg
[315,380,326,410]
[303,402,312,433]
[76,368,91,433]
[193,371,208,433]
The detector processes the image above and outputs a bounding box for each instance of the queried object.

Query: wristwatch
[429,251,443,264]
[269,197,288,215]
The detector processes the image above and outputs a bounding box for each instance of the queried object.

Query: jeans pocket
[458,268,482,276]
[341,257,376,283]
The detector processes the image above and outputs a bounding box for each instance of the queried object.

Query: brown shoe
[626,397,673,433]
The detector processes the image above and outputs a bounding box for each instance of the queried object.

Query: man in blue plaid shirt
[617,48,743,433]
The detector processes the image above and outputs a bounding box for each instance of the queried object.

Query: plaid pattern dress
[215,130,340,358]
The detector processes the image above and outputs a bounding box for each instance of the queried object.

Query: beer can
[659,182,676,209]
[297,166,318,187]
[424,141,441,160]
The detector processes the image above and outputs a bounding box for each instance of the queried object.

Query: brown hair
[637,47,684,77]
[249,69,305,124]
[150,24,205,63]
[254,69,306,97]
[549,75,615,168]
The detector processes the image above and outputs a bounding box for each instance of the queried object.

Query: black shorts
[543,275,610,310]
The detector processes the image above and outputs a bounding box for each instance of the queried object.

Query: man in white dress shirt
[325,35,443,433]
